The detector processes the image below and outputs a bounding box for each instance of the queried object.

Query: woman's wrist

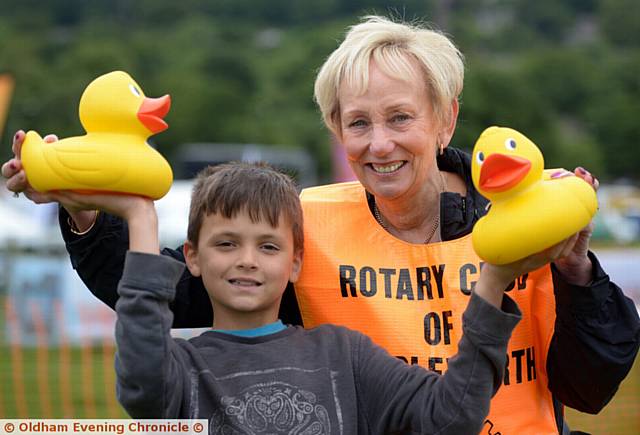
[67,209,99,234]
[554,255,593,286]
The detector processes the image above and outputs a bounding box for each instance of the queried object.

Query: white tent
[0,196,54,248]
[0,180,193,250]
[154,179,194,248]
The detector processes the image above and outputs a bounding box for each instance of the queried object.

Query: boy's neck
[212,309,280,331]
[213,320,285,337]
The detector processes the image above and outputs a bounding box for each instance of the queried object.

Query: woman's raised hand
[1,129,59,204]
[551,166,599,286]
[476,233,581,307]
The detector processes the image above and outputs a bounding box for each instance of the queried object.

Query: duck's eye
[129,84,141,97]
[505,138,517,150]
[476,151,485,165]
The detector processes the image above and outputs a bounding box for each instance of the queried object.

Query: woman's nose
[369,125,395,157]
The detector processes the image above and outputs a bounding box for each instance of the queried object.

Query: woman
[4,16,639,434]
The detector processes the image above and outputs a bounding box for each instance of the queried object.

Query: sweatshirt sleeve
[356,292,521,434]
[547,251,640,413]
[114,251,188,418]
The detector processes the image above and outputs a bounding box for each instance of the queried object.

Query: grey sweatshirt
[115,252,521,434]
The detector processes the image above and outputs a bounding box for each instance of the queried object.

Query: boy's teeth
[372,162,403,173]
[231,279,258,286]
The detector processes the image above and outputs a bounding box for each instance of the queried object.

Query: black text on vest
[339,264,446,300]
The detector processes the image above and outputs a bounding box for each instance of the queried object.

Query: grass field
[0,344,127,418]
[1,344,637,430]
[0,294,126,418]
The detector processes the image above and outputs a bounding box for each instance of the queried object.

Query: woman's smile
[369,161,406,174]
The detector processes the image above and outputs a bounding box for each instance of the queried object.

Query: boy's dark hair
[187,162,304,254]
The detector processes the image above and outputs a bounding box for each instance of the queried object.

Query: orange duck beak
[479,153,531,192]
[138,95,171,133]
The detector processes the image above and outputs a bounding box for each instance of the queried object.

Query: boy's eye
[215,241,235,249]
[261,243,280,252]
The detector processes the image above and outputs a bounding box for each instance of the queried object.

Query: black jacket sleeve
[547,251,640,413]
[59,208,301,328]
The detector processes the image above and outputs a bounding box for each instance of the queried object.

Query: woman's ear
[183,241,202,277]
[440,99,460,148]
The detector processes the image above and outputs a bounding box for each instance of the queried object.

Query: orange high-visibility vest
[297,182,558,435]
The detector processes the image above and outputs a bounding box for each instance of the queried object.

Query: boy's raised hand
[3,129,157,250]
[476,232,580,307]
[51,190,159,254]
[48,190,153,222]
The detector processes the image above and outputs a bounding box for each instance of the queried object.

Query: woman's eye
[348,119,367,128]
[476,151,485,165]
[391,113,410,123]
[505,138,517,150]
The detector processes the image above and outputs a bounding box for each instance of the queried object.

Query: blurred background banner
[0,0,638,431]
[6,255,115,347]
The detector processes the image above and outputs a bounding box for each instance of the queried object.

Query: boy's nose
[236,248,258,269]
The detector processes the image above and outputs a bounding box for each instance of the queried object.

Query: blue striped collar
[213,320,286,337]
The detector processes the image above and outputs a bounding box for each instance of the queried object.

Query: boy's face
[184,210,302,329]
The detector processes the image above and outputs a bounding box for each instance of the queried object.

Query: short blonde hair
[314,15,464,135]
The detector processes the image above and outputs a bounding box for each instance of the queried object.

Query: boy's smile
[184,210,302,330]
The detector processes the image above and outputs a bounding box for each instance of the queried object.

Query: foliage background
[1,0,639,182]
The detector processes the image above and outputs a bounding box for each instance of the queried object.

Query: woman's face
[338,61,446,202]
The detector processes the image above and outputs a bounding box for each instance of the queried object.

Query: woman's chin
[367,182,409,202]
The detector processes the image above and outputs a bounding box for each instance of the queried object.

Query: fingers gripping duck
[471,126,598,265]
[21,71,173,199]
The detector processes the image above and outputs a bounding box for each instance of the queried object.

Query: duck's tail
[21,130,49,192]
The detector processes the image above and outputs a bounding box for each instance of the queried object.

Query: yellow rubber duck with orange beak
[21,71,173,199]
[471,126,598,265]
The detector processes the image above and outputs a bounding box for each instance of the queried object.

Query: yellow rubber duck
[471,126,598,265]
[21,71,173,200]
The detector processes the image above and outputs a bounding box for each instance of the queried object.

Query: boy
[113,162,521,434]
